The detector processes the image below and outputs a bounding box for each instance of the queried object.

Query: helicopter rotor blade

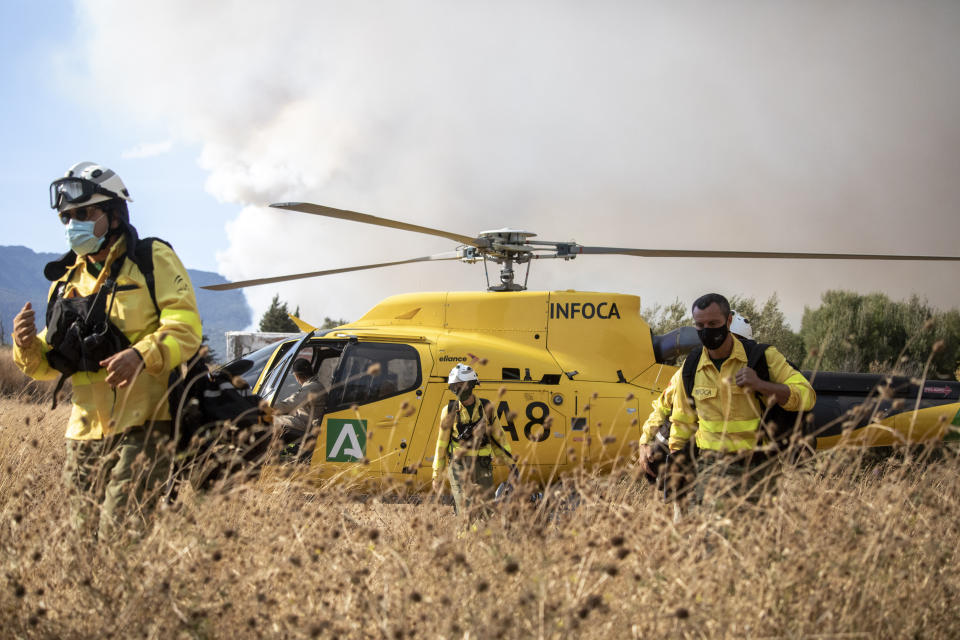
[271,202,483,248]
[201,252,461,291]
[571,246,960,261]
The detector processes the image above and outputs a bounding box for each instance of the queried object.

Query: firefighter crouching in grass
[667,294,815,510]
[432,364,516,519]
[11,161,202,540]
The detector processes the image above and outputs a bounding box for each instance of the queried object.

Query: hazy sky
[3,1,959,330]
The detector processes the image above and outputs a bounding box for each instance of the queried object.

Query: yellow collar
[696,334,748,372]
[73,238,127,288]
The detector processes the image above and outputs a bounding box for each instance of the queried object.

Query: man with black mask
[11,161,202,540]
[667,293,814,508]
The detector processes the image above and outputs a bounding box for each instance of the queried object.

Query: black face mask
[697,324,729,350]
[450,383,474,402]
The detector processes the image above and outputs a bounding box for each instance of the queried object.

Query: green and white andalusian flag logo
[326,419,367,462]
[944,408,960,442]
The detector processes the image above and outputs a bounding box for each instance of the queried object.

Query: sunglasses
[58,206,105,225]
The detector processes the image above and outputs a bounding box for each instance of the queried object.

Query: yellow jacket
[639,373,679,445]
[432,397,513,478]
[13,238,203,440]
[668,337,815,452]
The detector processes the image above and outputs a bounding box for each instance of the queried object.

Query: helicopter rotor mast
[199,201,960,293]
[274,202,550,290]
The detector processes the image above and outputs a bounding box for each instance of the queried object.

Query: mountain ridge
[0,244,252,362]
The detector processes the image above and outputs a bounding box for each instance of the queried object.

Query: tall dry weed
[1,396,959,638]
[0,346,69,404]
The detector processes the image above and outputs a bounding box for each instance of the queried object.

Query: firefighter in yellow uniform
[637,311,754,480]
[432,364,515,518]
[11,162,202,540]
[668,294,815,507]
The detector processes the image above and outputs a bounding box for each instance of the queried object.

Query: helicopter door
[257,331,316,405]
[586,395,642,468]
[318,341,424,475]
[496,389,569,483]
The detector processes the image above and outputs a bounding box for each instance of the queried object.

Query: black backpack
[681,339,805,450]
[166,353,273,490]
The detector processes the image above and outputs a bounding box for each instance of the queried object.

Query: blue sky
[1,1,233,271]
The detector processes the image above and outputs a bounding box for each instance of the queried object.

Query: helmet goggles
[49,177,118,210]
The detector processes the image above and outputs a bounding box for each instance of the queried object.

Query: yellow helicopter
[204,202,960,490]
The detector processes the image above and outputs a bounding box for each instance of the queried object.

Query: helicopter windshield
[221,340,295,390]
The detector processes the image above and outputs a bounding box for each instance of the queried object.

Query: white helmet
[49,161,133,212]
[447,363,479,384]
[730,311,753,340]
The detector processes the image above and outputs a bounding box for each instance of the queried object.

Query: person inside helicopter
[273,357,329,452]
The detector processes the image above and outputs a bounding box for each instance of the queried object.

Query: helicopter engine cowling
[652,326,700,363]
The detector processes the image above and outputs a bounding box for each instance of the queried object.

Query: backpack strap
[445,399,458,459]
[46,266,76,310]
[130,237,173,316]
[741,339,771,382]
[681,345,702,405]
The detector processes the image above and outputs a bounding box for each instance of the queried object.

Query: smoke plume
[73,1,960,328]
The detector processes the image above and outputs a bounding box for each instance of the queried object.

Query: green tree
[200,334,217,361]
[730,293,805,365]
[320,316,349,330]
[799,291,960,378]
[642,298,690,335]
[259,294,300,333]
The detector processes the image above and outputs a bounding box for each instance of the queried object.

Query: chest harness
[43,238,169,407]
[448,398,492,453]
[446,398,515,465]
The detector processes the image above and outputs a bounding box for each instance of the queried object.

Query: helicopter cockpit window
[328,343,421,409]
[222,340,295,391]
[273,344,344,404]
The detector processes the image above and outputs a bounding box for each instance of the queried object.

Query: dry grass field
[2,384,960,638]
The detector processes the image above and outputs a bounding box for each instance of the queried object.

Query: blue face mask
[65,219,105,256]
